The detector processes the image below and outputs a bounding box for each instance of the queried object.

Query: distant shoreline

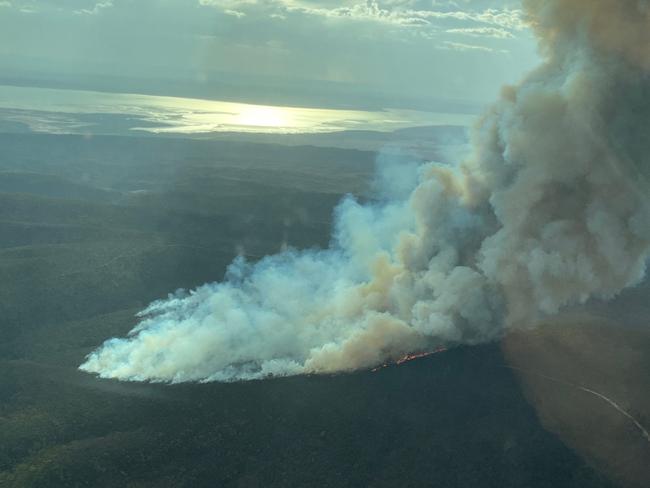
[0,84,477,154]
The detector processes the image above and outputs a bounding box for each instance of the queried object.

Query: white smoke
[81,0,650,382]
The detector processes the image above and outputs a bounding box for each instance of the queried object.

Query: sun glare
[235,105,289,128]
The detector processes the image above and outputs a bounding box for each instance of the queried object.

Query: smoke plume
[81,0,650,382]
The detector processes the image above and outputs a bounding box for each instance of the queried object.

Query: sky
[0,0,539,110]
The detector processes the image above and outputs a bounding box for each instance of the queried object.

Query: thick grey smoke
[81,0,650,382]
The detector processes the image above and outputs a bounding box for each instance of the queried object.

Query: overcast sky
[0,0,539,109]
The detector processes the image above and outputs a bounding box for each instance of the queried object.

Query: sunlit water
[0,84,477,135]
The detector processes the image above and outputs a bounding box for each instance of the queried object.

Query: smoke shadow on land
[503,279,650,488]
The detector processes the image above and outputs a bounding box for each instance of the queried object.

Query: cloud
[200,0,527,32]
[74,1,113,15]
[442,40,500,52]
[224,9,246,18]
[446,26,514,39]
[1,0,115,15]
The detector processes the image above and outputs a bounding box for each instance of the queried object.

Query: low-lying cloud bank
[80,0,650,382]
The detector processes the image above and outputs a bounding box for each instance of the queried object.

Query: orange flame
[371,347,447,372]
